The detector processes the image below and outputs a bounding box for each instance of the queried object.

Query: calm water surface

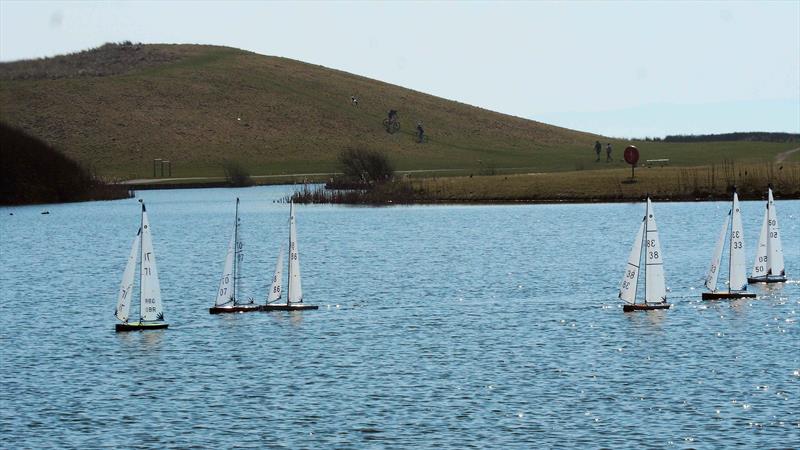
[1,186,798,448]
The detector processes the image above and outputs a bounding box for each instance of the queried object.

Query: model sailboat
[619,197,670,312]
[209,198,260,314]
[748,187,786,283]
[702,189,756,300]
[115,201,168,331]
[263,202,318,311]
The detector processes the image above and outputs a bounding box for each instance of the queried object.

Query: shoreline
[12,162,800,206]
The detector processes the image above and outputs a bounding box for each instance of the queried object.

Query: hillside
[0,123,129,204]
[1,43,797,179]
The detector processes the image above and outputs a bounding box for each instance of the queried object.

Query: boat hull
[623,303,671,312]
[262,303,319,311]
[747,276,787,284]
[209,304,263,314]
[701,291,757,300]
[115,322,169,332]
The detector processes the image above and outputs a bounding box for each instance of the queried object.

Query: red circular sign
[624,145,640,165]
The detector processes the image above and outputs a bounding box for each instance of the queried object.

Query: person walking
[606,143,613,162]
[594,141,602,162]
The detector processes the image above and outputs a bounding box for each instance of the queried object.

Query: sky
[1,1,798,137]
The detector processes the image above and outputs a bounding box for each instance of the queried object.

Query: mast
[728,188,734,293]
[287,202,292,305]
[138,201,145,322]
[766,192,772,276]
[641,197,649,305]
[233,197,239,304]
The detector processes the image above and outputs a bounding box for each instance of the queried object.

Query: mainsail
[705,211,730,292]
[139,204,164,322]
[116,228,141,322]
[267,247,284,303]
[644,199,666,303]
[619,218,645,303]
[766,188,785,277]
[750,206,769,280]
[729,192,747,291]
[215,198,244,307]
[215,226,236,307]
[287,202,303,304]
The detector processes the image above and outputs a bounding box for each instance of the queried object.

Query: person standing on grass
[594,140,602,162]
[606,143,613,162]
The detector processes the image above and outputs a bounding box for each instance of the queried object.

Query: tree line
[652,132,799,143]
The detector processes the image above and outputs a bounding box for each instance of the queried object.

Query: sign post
[624,145,640,181]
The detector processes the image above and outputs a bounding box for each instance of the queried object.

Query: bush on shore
[221,160,254,187]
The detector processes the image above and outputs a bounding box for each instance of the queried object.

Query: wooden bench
[646,159,670,167]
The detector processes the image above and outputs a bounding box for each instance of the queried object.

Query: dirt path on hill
[775,147,800,163]
[121,168,472,185]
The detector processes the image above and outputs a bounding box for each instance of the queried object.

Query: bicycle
[383,117,400,134]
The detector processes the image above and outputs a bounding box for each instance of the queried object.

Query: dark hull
[623,303,671,312]
[701,291,757,300]
[747,276,787,284]
[115,322,169,332]
[262,303,319,311]
[209,305,263,314]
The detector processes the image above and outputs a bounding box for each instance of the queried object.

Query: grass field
[290,161,800,204]
[415,162,800,203]
[2,44,797,181]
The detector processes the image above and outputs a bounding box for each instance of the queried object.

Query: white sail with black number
[116,228,141,322]
[751,206,769,280]
[287,202,303,304]
[619,218,645,304]
[644,199,666,303]
[139,205,164,322]
[215,226,236,307]
[267,246,284,303]
[767,188,785,277]
[729,192,747,291]
[705,211,730,292]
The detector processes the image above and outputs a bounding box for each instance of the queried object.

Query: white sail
[116,229,141,322]
[750,206,769,280]
[729,192,747,291]
[705,211,730,292]
[644,199,667,303]
[139,204,164,322]
[767,188,785,277]
[288,202,303,304]
[267,246,284,303]
[214,226,236,307]
[619,218,645,303]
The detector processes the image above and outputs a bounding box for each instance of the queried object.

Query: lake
[1,185,797,448]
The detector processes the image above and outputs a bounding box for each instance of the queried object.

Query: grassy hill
[1,43,797,180]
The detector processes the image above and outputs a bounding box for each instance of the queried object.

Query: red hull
[262,303,319,311]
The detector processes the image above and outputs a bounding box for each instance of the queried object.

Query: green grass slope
[1,44,795,179]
